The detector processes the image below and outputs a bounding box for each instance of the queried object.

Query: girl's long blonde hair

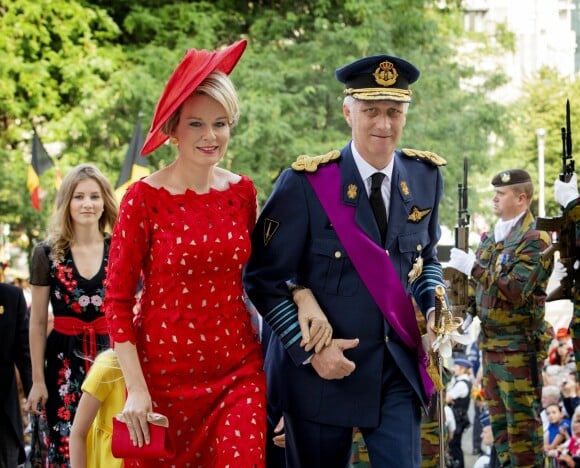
[47,164,118,261]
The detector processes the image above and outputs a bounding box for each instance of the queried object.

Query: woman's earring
[171,137,179,146]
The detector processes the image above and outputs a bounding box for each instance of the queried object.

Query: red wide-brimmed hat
[141,39,248,156]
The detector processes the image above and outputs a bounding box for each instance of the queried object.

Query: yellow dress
[81,349,125,468]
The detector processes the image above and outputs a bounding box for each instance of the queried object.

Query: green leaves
[0,0,532,249]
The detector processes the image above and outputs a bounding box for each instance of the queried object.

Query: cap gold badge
[0,305,4,314]
[347,184,358,200]
[373,61,398,87]
[501,172,510,183]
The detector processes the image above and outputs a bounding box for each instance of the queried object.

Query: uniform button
[384,335,389,344]
[334,251,342,258]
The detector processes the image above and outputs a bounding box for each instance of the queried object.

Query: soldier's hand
[448,248,476,276]
[310,338,359,380]
[552,260,568,282]
[294,288,333,353]
[555,173,579,207]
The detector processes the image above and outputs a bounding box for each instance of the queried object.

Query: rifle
[536,99,577,302]
[443,158,470,320]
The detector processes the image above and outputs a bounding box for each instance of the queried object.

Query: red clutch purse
[111,412,176,459]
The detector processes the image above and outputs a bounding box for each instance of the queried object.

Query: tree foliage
[1,0,522,265]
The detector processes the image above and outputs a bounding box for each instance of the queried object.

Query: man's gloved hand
[294,288,333,353]
[448,248,476,276]
[555,173,579,207]
[552,260,568,282]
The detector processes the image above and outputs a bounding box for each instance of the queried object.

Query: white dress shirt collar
[350,142,394,195]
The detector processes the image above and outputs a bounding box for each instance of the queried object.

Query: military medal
[495,253,507,273]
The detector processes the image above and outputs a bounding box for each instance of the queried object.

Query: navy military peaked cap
[335,54,420,103]
[491,169,532,187]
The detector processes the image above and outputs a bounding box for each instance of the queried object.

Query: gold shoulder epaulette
[402,148,447,167]
[291,150,341,172]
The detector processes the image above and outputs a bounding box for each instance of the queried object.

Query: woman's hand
[24,382,48,414]
[118,388,153,448]
[293,288,333,353]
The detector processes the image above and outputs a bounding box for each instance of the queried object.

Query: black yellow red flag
[26,131,54,211]
[115,117,149,201]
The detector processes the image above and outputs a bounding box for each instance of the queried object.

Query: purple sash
[305,163,434,397]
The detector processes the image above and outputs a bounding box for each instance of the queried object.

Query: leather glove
[293,288,333,353]
[448,248,475,276]
[554,173,579,207]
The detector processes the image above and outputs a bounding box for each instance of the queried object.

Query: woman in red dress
[104,40,267,467]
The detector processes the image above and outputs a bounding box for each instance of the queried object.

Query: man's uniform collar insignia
[346,184,358,199]
[400,181,410,196]
[408,206,431,223]
[291,150,341,172]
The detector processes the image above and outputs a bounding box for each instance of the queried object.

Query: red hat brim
[141,39,247,156]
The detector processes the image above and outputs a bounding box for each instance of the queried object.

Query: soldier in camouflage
[554,174,580,380]
[448,169,553,467]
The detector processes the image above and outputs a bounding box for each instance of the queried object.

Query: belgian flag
[115,117,149,201]
[26,130,54,212]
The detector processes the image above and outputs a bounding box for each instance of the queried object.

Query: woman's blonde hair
[161,70,240,136]
[47,164,118,261]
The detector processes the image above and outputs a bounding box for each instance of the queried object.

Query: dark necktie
[370,172,387,244]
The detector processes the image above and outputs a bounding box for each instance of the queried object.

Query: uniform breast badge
[0,305,4,314]
[408,206,431,223]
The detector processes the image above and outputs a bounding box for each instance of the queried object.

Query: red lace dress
[104,176,266,467]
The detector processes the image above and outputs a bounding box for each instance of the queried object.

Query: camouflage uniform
[420,397,448,468]
[562,198,580,379]
[472,210,552,467]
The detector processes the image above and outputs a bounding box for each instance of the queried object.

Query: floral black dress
[30,240,110,467]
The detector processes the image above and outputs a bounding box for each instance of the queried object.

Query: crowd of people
[0,37,579,468]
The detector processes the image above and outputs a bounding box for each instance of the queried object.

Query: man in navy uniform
[244,53,447,467]
[0,282,32,467]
